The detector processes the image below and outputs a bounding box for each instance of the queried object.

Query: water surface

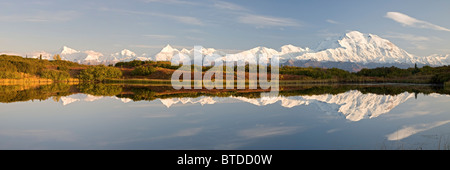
[1,84,450,150]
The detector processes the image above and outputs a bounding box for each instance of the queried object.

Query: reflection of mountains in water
[156,90,414,121]
[64,84,450,122]
[1,84,449,121]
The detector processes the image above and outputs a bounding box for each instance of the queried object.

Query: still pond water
[1,83,450,150]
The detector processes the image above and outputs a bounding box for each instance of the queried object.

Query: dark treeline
[0,84,72,103]
[115,60,180,70]
[281,65,450,84]
[356,65,450,84]
[280,66,353,79]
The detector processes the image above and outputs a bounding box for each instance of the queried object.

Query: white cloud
[385,12,450,32]
[157,13,204,26]
[0,10,79,22]
[238,14,300,27]
[326,19,339,24]
[102,8,204,26]
[383,32,444,50]
[213,1,248,11]
[141,0,200,6]
[141,0,299,28]
[144,0,247,11]
[386,120,450,141]
[238,126,299,139]
[317,29,340,37]
[384,32,431,41]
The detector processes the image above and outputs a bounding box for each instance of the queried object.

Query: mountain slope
[297,31,418,64]
[57,46,148,64]
[59,46,104,63]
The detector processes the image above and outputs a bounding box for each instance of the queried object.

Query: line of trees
[115,60,181,70]
[39,70,71,81]
[0,54,86,81]
[280,66,353,79]
[131,65,157,76]
[78,65,123,82]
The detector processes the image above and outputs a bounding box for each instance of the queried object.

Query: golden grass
[0,77,80,85]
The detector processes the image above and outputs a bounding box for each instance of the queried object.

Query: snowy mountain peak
[161,44,177,53]
[280,44,309,54]
[156,44,179,61]
[202,48,218,56]
[84,50,103,61]
[180,48,191,53]
[341,31,394,49]
[24,51,53,60]
[120,49,136,57]
[344,31,365,39]
[342,31,369,48]
[60,46,79,55]
[297,31,421,65]
[244,46,276,54]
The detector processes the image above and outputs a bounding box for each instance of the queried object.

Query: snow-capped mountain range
[4,31,449,70]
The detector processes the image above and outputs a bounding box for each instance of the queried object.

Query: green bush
[78,65,122,82]
[0,60,19,72]
[50,59,84,68]
[115,60,145,68]
[154,61,181,69]
[131,65,156,76]
[280,66,334,79]
[431,73,450,84]
[356,66,412,78]
[0,71,22,79]
[78,83,123,96]
[39,70,71,81]
[57,65,69,72]
[0,60,22,79]
[114,60,180,70]
[131,88,156,101]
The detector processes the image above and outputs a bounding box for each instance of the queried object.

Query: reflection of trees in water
[117,87,262,102]
[0,83,71,103]
[130,88,156,101]
[2,83,450,103]
[77,83,123,96]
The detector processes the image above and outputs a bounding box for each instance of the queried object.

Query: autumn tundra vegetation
[1,54,450,85]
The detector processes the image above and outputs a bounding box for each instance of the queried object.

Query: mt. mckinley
[16,31,450,72]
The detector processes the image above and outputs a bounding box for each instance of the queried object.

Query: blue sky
[0,0,449,56]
